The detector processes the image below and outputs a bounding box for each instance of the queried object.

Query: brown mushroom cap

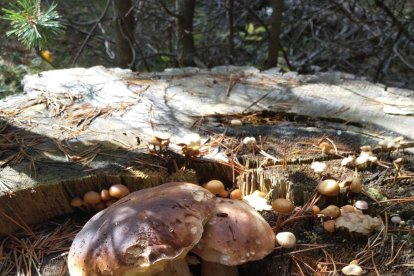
[350,176,362,193]
[70,197,83,208]
[68,182,216,276]
[230,189,242,200]
[191,198,275,266]
[271,198,294,215]
[203,180,225,195]
[311,205,320,215]
[100,189,111,201]
[83,191,101,205]
[218,189,229,198]
[323,220,335,233]
[109,184,130,199]
[320,205,341,218]
[317,179,340,196]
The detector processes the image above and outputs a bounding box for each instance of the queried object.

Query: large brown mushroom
[191,198,275,276]
[68,182,216,276]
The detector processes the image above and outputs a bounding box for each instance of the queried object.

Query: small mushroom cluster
[341,145,379,169]
[70,184,130,212]
[176,133,202,158]
[68,182,276,276]
[148,131,171,152]
[313,179,383,235]
[378,136,404,152]
[202,179,243,200]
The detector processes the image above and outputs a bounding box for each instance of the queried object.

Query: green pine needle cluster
[1,0,64,50]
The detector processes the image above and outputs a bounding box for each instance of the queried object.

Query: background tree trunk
[113,0,135,68]
[176,0,196,67]
[227,0,235,63]
[265,0,284,69]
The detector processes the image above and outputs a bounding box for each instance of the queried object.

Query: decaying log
[0,65,414,234]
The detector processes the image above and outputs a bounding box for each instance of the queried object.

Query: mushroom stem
[154,258,192,276]
[274,214,285,233]
[201,261,238,276]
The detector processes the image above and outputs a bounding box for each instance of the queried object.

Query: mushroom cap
[177,133,201,148]
[311,205,320,215]
[320,205,341,218]
[323,220,335,233]
[390,216,402,224]
[218,189,229,198]
[83,191,101,205]
[342,264,363,275]
[354,200,368,210]
[360,145,372,152]
[317,179,340,196]
[100,189,111,201]
[70,197,83,208]
[350,176,362,193]
[319,141,333,153]
[109,184,130,199]
[271,198,295,214]
[68,182,215,276]
[153,131,171,141]
[203,180,225,195]
[341,205,356,213]
[230,189,242,200]
[191,198,275,266]
[148,136,161,146]
[275,232,296,249]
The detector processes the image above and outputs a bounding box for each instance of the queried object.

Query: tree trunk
[176,0,196,67]
[265,0,284,69]
[227,0,235,63]
[113,0,135,68]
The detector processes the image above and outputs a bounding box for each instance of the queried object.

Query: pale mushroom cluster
[378,136,404,152]
[68,182,276,276]
[341,145,379,169]
[335,206,383,235]
[70,184,130,212]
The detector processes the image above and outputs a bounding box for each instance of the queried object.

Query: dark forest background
[1,0,413,98]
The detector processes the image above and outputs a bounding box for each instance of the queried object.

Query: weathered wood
[1,65,414,235]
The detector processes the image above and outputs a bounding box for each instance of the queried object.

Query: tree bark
[227,0,235,63]
[265,0,284,69]
[113,0,135,68]
[176,0,196,67]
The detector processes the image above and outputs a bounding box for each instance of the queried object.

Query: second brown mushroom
[192,198,275,276]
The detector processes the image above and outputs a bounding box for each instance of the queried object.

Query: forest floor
[0,111,413,276]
